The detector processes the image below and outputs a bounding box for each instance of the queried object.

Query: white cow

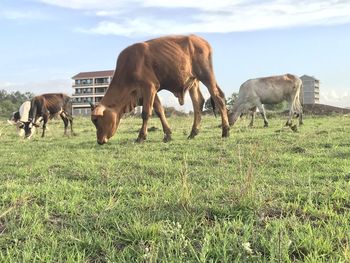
[228,74,303,128]
[8,101,37,138]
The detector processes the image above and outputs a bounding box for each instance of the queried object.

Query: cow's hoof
[187,129,199,139]
[163,134,172,143]
[187,134,195,139]
[291,125,298,132]
[222,126,230,138]
[264,124,269,128]
[135,137,145,143]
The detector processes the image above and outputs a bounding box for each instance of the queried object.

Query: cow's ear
[92,105,106,116]
[90,103,95,111]
[7,120,16,125]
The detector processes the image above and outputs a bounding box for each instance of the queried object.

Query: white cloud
[0,10,50,20]
[39,0,242,11]
[320,89,350,108]
[38,0,350,36]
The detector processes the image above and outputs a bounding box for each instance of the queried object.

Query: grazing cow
[91,35,229,145]
[8,101,37,138]
[27,93,74,138]
[228,74,303,129]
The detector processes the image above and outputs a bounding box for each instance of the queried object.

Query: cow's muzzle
[97,137,108,145]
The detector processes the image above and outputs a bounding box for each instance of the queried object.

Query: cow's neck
[100,83,131,113]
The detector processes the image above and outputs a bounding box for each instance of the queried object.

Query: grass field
[0,114,350,262]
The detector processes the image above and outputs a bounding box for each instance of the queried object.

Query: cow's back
[33,93,72,115]
[114,35,212,92]
[239,74,300,104]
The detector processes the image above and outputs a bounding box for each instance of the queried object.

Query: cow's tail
[292,81,303,114]
[65,96,73,117]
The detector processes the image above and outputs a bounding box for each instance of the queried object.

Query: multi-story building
[300,75,320,104]
[71,70,114,115]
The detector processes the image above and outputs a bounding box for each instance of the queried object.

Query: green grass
[0,114,350,262]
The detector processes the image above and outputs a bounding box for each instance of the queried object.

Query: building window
[76,79,93,85]
[95,77,109,85]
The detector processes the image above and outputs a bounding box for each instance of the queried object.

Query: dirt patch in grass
[320,143,332,149]
[258,205,331,225]
[290,146,306,153]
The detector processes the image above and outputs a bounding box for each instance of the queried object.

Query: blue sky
[1,0,350,110]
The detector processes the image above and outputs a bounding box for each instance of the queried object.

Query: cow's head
[91,104,121,145]
[22,121,38,138]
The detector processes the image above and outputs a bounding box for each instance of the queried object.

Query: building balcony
[94,91,106,95]
[72,83,94,87]
[73,92,94,96]
[72,101,91,105]
[94,82,109,86]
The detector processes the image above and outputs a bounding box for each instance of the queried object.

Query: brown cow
[91,35,229,145]
[27,93,74,138]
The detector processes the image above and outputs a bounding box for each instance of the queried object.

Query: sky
[0,0,350,110]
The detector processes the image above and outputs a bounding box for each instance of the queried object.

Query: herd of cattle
[8,35,303,144]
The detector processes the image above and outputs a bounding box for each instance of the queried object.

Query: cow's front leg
[136,87,156,143]
[256,104,268,127]
[248,106,257,127]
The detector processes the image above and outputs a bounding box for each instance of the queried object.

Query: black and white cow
[8,101,37,138]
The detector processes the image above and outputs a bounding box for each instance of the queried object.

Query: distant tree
[226,92,239,107]
[0,89,35,118]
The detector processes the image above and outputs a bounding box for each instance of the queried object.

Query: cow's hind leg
[41,115,49,137]
[153,94,172,142]
[136,85,156,143]
[285,101,293,127]
[188,82,204,139]
[60,113,69,136]
[298,108,303,125]
[66,114,76,135]
[201,79,229,137]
